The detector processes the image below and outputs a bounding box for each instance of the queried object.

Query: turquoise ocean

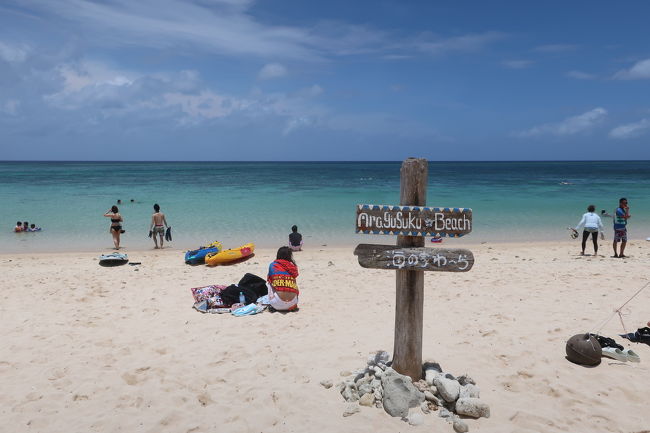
[1,161,649,253]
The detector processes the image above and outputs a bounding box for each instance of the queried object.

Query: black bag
[220,284,258,306]
[238,273,268,298]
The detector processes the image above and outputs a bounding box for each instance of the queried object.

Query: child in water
[14,221,23,232]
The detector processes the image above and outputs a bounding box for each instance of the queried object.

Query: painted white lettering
[457,254,469,271]
[395,212,403,229]
[408,212,416,229]
[434,213,445,231]
[392,252,406,269]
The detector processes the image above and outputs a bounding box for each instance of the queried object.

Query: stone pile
[329,351,490,432]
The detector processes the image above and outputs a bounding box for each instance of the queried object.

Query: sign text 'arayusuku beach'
[355,204,472,237]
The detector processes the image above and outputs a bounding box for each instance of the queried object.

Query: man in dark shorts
[612,197,630,258]
[150,203,169,249]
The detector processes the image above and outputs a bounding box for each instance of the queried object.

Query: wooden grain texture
[393,158,427,381]
[355,205,472,237]
[353,244,474,272]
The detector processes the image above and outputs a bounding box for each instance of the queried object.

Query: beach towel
[190,284,227,308]
[267,259,299,294]
[231,304,266,317]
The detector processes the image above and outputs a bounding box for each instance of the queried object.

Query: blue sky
[1,0,649,161]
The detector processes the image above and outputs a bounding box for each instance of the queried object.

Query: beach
[2,240,649,433]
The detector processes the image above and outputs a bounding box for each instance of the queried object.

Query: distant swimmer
[14,221,23,232]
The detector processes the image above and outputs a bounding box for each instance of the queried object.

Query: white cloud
[514,108,607,137]
[534,44,578,53]
[614,59,650,80]
[162,90,247,120]
[283,116,313,135]
[413,31,505,56]
[567,70,596,80]
[5,2,508,63]
[12,0,320,60]
[258,63,287,80]
[57,62,135,94]
[297,84,323,98]
[609,118,650,139]
[502,60,533,69]
[0,41,29,63]
[1,99,20,115]
[45,61,137,109]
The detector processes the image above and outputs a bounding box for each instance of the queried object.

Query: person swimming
[14,221,23,232]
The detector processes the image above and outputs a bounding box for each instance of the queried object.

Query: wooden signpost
[356,205,472,238]
[354,158,475,381]
[354,244,474,272]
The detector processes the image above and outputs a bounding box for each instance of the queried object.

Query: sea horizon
[2,159,649,163]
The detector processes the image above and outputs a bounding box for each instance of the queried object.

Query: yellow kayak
[205,243,255,266]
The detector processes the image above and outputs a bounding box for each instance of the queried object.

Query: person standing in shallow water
[103,205,123,249]
[574,205,604,256]
[150,203,168,249]
[613,197,630,258]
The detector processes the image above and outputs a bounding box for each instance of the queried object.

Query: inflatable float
[205,243,255,266]
[185,241,222,264]
[99,252,128,266]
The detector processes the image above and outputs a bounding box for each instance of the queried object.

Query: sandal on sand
[623,349,640,363]
[620,327,650,345]
[601,347,628,362]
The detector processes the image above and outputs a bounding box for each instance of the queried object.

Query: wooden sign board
[356,204,472,237]
[354,244,474,272]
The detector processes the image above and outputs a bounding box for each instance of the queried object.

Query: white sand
[1,241,649,433]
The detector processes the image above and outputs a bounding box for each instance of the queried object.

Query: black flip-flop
[620,328,650,344]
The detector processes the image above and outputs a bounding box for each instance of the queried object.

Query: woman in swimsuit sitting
[103,205,123,249]
[267,246,300,311]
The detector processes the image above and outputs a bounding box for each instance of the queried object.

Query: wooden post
[392,158,427,381]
